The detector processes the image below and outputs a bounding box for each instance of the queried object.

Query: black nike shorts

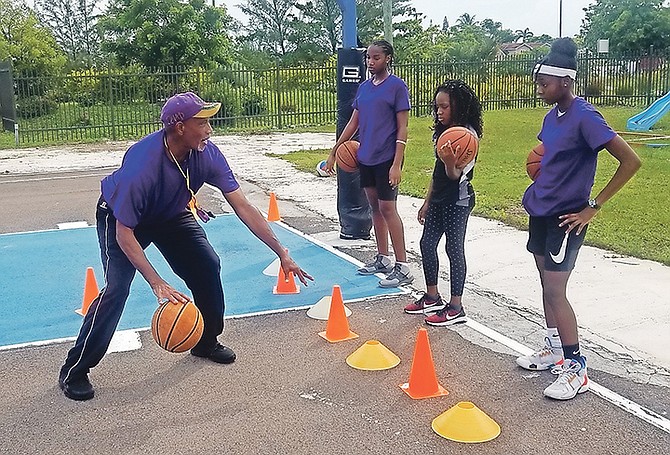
[358,159,398,201]
[527,214,587,272]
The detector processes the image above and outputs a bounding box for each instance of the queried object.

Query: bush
[241,91,268,116]
[200,82,240,127]
[280,103,297,113]
[17,95,58,119]
[616,84,635,97]
[585,80,602,97]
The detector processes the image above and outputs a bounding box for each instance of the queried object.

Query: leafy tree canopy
[98,0,235,68]
[0,0,66,74]
[35,0,100,67]
[581,0,670,55]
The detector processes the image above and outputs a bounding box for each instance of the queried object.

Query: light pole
[559,0,563,37]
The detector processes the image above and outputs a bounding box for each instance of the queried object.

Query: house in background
[496,42,550,58]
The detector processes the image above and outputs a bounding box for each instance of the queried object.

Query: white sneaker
[516,337,564,371]
[543,357,589,400]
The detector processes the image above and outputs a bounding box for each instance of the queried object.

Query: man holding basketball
[59,92,312,401]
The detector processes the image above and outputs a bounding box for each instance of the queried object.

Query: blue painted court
[0,215,402,347]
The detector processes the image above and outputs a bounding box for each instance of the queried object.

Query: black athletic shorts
[359,159,398,201]
[527,213,587,272]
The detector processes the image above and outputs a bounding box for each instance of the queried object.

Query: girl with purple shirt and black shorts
[516,38,640,400]
[326,40,413,288]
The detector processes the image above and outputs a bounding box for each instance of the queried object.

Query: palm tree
[514,27,534,43]
[456,13,477,27]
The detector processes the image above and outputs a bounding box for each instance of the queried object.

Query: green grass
[279,107,670,265]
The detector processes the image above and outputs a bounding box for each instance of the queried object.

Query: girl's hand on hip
[558,208,597,235]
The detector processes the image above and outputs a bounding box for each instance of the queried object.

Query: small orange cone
[319,285,359,342]
[75,267,99,316]
[400,328,449,399]
[273,265,300,294]
[267,192,281,221]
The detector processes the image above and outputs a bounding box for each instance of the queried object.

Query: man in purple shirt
[59,92,312,401]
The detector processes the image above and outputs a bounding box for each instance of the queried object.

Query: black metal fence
[4,51,670,144]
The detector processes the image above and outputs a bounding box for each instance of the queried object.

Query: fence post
[646,45,654,106]
[275,63,282,129]
[107,66,117,141]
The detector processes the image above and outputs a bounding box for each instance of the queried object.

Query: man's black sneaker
[339,233,371,241]
[191,343,236,364]
[59,375,94,401]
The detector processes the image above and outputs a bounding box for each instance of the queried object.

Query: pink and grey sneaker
[424,305,466,326]
[404,293,446,314]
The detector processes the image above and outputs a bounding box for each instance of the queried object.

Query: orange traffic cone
[400,328,449,399]
[273,265,300,294]
[75,267,99,316]
[267,192,281,221]
[318,285,358,343]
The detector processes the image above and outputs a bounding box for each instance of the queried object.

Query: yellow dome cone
[306,295,352,320]
[346,340,400,371]
[431,401,501,443]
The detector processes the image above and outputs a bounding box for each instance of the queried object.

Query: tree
[35,0,100,66]
[0,0,66,75]
[237,0,298,58]
[393,17,452,61]
[448,24,496,61]
[514,27,534,43]
[356,0,417,45]
[480,18,515,44]
[441,16,449,32]
[98,0,235,67]
[581,0,670,55]
[454,13,477,29]
[293,0,341,55]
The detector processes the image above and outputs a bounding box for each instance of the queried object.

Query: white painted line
[0,329,144,354]
[57,221,89,229]
[0,171,111,184]
[0,335,78,351]
[107,329,142,353]
[589,383,670,434]
[465,319,670,435]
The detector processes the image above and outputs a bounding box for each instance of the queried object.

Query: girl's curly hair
[432,80,483,140]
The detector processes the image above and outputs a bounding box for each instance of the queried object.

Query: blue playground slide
[627,91,670,131]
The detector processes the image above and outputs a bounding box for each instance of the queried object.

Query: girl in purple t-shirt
[326,40,413,288]
[517,38,640,401]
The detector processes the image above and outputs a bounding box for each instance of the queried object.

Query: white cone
[262,258,280,276]
[306,295,352,320]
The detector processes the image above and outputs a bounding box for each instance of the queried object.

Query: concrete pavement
[0,132,668,454]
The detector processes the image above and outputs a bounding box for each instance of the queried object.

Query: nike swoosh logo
[550,231,569,264]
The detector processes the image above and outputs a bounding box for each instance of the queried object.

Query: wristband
[396,140,407,145]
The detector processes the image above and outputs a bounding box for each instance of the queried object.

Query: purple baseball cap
[160,92,221,127]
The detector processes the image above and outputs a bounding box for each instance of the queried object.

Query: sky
[219,0,596,39]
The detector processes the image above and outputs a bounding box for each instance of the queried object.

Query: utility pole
[559,0,563,37]
[383,0,393,45]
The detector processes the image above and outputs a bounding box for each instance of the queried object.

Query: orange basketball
[526,143,545,181]
[335,140,360,172]
[436,126,479,168]
[151,300,204,353]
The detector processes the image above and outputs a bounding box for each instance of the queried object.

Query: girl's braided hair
[370,39,394,69]
[432,80,483,140]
